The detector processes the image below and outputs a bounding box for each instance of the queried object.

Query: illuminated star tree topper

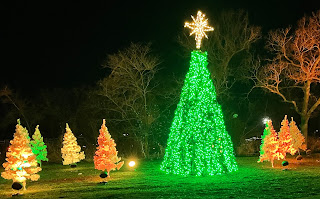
[184,10,214,49]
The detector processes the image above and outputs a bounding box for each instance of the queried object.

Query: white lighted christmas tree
[1,119,41,189]
[289,117,306,155]
[61,123,85,165]
[160,11,238,176]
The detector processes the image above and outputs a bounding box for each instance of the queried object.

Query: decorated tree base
[70,164,77,168]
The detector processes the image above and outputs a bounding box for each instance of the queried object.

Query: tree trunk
[300,114,309,149]
[140,139,149,159]
[300,81,311,149]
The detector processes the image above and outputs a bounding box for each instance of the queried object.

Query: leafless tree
[251,11,320,146]
[0,86,31,131]
[98,43,162,158]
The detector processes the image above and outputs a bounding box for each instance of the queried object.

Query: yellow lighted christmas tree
[1,119,41,189]
[61,123,85,165]
[258,120,279,167]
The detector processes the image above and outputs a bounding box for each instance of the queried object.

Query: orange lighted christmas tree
[61,123,85,165]
[258,120,279,167]
[94,119,124,177]
[30,125,48,167]
[289,117,307,155]
[278,115,296,159]
[1,119,41,189]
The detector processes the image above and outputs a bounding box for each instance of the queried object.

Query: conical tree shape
[160,51,238,176]
[30,125,48,167]
[1,119,41,189]
[258,120,279,167]
[278,115,296,158]
[94,119,124,177]
[289,117,307,154]
[61,123,85,165]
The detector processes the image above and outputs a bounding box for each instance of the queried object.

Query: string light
[160,51,238,176]
[184,11,214,49]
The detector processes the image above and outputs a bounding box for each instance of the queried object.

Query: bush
[307,136,320,153]
[46,138,62,163]
[237,139,260,156]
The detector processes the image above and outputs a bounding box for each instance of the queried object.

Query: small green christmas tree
[30,125,48,167]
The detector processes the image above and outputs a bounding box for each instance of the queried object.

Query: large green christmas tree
[160,11,238,176]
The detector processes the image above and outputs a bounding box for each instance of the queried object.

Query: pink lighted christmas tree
[94,119,124,177]
[277,115,296,159]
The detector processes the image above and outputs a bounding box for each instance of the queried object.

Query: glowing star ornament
[184,11,214,49]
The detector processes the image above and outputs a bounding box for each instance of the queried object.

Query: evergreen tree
[258,120,279,167]
[289,117,307,155]
[30,125,48,167]
[61,123,85,165]
[1,119,41,189]
[160,51,238,176]
[94,119,124,177]
[278,115,296,158]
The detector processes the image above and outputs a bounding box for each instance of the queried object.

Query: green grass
[1,156,320,199]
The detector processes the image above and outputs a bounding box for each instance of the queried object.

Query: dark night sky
[1,1,320,91]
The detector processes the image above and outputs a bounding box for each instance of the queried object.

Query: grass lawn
[1,156,320,199]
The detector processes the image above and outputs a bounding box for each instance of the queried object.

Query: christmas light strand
[160,51,238,176]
